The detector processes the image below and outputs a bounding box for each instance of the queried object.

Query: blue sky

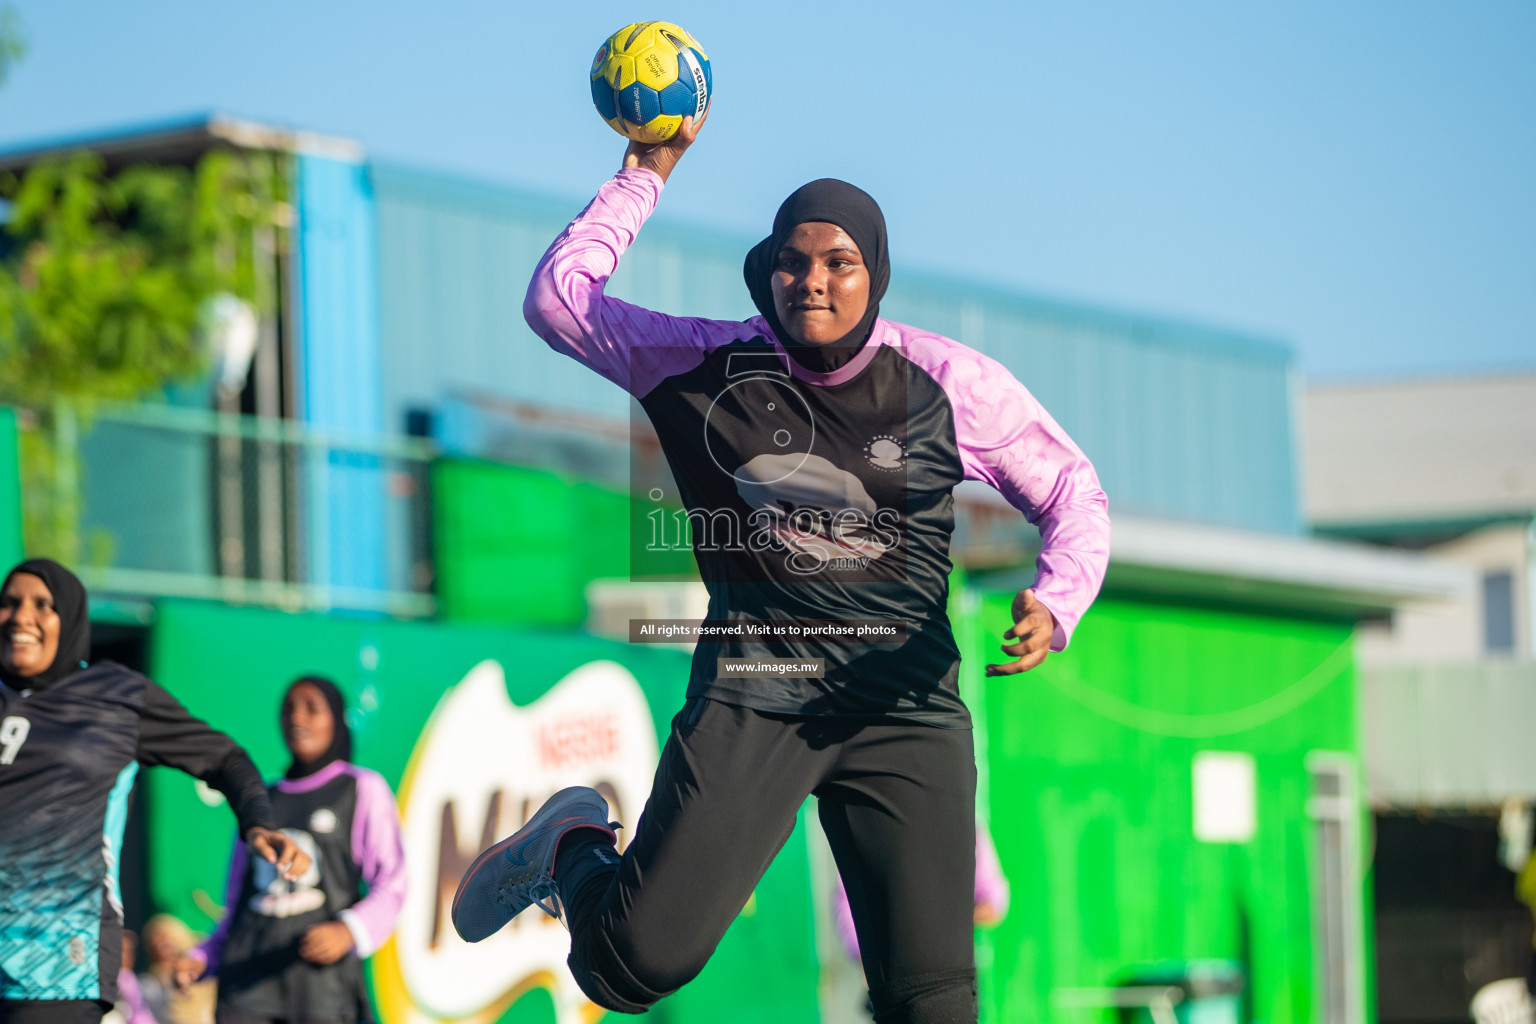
[1,0,1531,380]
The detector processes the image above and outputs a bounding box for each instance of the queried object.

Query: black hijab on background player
[0,557,90,691]
[283,675,353,780]
[743,178,890,373]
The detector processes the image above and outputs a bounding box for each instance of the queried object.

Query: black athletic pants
[558,697,979,1023]
[215,1008,356,1024]
[0,1001,110,1024]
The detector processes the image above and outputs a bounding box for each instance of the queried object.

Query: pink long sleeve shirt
[525,168,1111,724]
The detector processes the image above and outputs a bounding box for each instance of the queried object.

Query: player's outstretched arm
[933,346,1110,660]
[136,679,310,878]
[622,108,707,184]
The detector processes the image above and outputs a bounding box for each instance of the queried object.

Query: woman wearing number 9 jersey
[0,559,310,1024]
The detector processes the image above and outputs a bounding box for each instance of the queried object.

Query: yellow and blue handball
[590,22,711,145]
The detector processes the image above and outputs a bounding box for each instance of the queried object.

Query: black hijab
[283,675,353,780]
[743,178,891,373]
[0,558,90,692]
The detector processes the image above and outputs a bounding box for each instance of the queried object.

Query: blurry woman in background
[0,559,308,1024]
[181,677,405,1024]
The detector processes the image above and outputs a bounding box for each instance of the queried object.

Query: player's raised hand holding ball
[591,21,711,182]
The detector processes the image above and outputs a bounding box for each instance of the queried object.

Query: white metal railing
[19,401,435,617]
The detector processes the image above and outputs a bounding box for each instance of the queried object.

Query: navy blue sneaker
[451,786,619,942]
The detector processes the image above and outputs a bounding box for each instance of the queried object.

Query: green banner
[145,600,819,1024]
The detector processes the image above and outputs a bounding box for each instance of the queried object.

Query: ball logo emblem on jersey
[865,435,906,471]
[734,454,900,575]
[309,807,339,834]
[372,659,659,1024]
[693,363,902,575]
[250,828,324,917]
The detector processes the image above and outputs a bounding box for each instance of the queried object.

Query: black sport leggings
[559,698,979,1023]
[0,1002,109,1024]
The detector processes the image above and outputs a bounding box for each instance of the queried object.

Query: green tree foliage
[0,149,280,403]
[0,5,24,90]
[0,148,285,561]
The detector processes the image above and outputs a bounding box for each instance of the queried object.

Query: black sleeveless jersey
[217,771,368,1021]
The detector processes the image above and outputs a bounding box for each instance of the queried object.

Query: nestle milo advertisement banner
[145,600,821,1024]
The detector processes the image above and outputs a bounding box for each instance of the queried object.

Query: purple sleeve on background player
[902,333,1111,650]
[974,822,1010,919]
[191,835,249,975]
[832,873,861,962]
[336,766,408,957]
[522,167,752,398]
[115,967,157,1024]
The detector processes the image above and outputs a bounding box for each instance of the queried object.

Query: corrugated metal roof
[1307,373,1536,535]
[373,161,1302,535]
[1365,661,1536,807]
[0,112,362,173]
[968,495,1469,619]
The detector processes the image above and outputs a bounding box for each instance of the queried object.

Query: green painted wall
[431,458,692,626]
[971,593,1365,1024]
[143,600,819,1024]
[0,408,22,567]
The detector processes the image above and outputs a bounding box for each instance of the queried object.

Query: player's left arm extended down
[936,350,1112,651]
[522,167,741,396]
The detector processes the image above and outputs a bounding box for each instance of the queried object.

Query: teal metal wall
[372,163,753,437]
[295,154,388,592]
[373,163,1301,534]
